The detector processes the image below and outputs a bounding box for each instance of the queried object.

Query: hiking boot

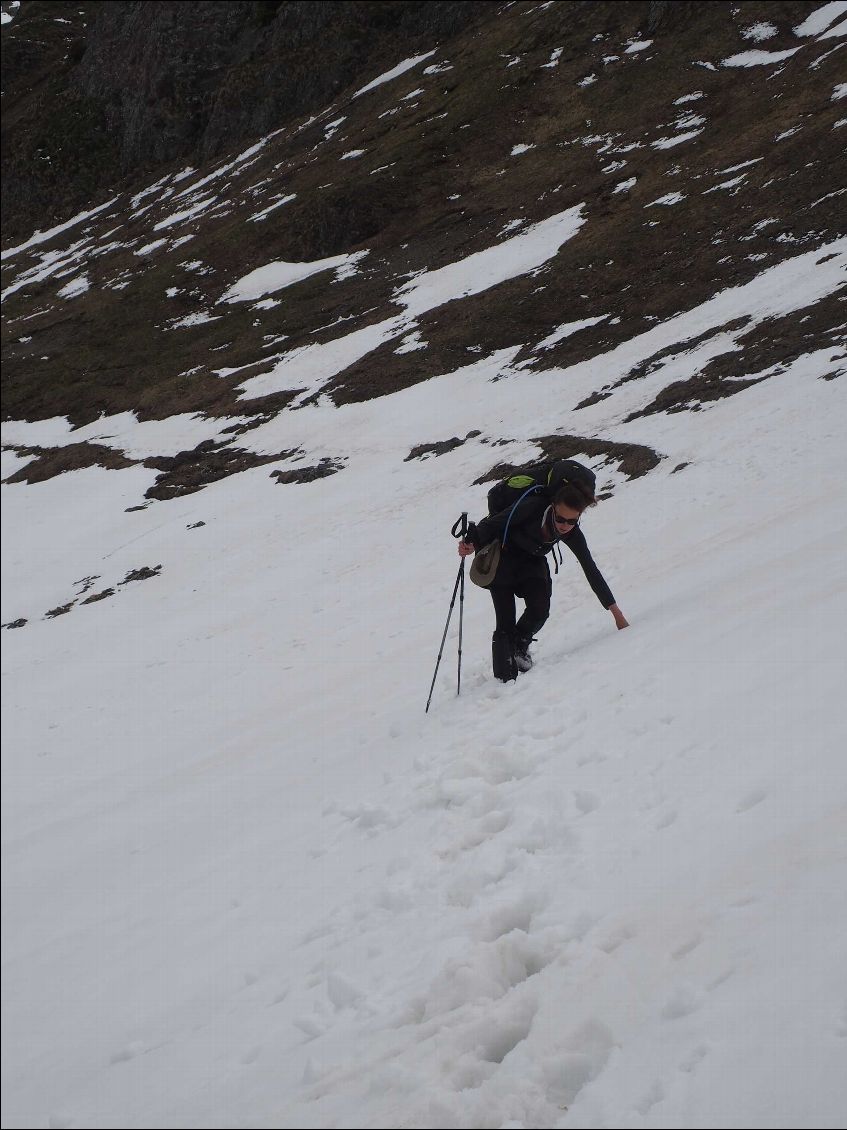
[492,630,518,682]
[514,636,534,673]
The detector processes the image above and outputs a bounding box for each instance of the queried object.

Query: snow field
[2,298,846,1126]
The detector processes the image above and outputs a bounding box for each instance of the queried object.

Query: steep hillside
[2,1,844,477]
[2,3,846,1129]
[0,0,493,239]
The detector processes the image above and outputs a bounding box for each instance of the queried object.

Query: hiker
[458,459,628,681]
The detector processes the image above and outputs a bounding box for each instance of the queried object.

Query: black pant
[488,558,552,641]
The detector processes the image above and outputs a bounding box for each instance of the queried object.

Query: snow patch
[153,197,218,231]
[395,331,428,354]
[794,1,847,36]
[353,51,437,98]
[248,194,297,223]
[651,130,704,149]
[742,22,778,42]
[57,275,90,299]
[722,48,802,66]
[704,175,747,193]
[134,239,168,256]
[536,315,610,349]
[395,207,586,319]
[221,252,369,303]
[1,198,119,262]
[646,192,686,207]
[168,312,221,328]
[613,177,637,194]
[818,15,847,38]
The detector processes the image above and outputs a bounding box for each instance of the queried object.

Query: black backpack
[486,459,596,517]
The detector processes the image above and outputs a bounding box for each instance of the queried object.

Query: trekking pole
[456,512,467,698]
[425,513,468,714]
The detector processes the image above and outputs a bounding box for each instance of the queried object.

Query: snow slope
[2,237,846,1128]
[2,2,847,1125]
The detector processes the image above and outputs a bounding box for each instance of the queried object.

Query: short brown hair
[553,480,597,511]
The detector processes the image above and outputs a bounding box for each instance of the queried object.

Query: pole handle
[451,512,468,540]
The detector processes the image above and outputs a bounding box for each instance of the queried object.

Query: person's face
[551,505,581,532]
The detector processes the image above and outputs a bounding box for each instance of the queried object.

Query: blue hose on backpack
[501,485,543,548]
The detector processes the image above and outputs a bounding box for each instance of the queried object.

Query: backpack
[486,459,596,517]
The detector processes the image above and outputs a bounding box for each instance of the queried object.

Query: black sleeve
[562,526,616,608]
[469,497,546,552]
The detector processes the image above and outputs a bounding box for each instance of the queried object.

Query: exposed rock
[120,565,162,582]
[45,601,76,618]
[3,442,137,484]
[271,458,344,484]
[143,441,300,500]
[80,587,115,603]
[405,431,481,461]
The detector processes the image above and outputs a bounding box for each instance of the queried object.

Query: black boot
[514,636,534,673]
[492,630,518,682]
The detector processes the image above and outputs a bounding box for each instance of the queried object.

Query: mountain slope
[2,3,846,1128]
[2,0,844,440]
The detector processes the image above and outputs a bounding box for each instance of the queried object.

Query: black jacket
[469,495,615,608]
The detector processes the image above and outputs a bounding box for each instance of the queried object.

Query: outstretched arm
[563,528,629,627]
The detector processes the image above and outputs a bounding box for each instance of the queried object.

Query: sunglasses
[552,509,580,528]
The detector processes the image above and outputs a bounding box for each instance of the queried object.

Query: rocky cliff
[2,0,491,238]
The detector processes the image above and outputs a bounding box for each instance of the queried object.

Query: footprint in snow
[109,1040,145,1064]
[326,971,364,1011]
[576,749,600,766]
[540,1019,616,1108]
[461,1001,538,1067]
[338,803,397,831]
[471,892,542,942]
[679,1042,710,1073]
[729,892,760,909]
[635,1079,665,1116]
[736,787,767,812]
[661,983,704,1020]
[445,855,520,908]
[706,968,735,991]
[671,933,703,960]
[597,922,637,954]
[441,808,512,856]
[574,789,601,814]
[293,1012,328,1041]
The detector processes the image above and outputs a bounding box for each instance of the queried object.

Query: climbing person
[457,459,628,681]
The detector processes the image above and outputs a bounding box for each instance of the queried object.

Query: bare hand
[610,603,629,630]
[458,540,475,557]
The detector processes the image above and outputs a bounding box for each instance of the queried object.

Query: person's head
[550,478,597,532]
